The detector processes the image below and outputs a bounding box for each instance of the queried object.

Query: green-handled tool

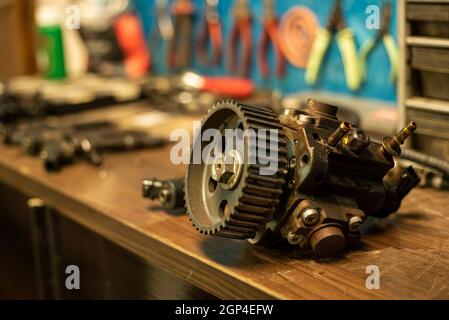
[305,0,361,91]
[359,1,398,84]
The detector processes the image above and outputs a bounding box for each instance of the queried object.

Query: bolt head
[302,208,321,226]
[159,188,171,204]
[348,216,364,232]
[289,157,297,169]
[287,232,304,245]
[211,150,243,189]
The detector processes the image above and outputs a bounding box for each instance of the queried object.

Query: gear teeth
[186,101,288,239]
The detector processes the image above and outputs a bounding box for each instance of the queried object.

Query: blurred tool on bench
[305,0,361,90]
[142,178,186,210]
[0,76,142,125]
[40,128,167,172]
[359,1,398,84]
[3,119,117,156]
[258,0,285,79]
[168,0,195,70]
[197,0,223,68]
[229,0,252,77]
[143,72,255,113]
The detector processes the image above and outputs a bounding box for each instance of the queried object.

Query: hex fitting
[382,122,417,157]
[344,129,371,153]
[327,122,352,147]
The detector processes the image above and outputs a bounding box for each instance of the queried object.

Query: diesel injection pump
[143,100,420,257]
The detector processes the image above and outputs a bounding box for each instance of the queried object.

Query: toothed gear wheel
[185,100,288,240]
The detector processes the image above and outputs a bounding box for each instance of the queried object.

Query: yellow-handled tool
[305,0,361,91]
[359,1,398,83]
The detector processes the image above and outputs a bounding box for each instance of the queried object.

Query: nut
[211,150,243,189]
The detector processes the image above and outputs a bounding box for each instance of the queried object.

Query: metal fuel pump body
[145,99,420,258]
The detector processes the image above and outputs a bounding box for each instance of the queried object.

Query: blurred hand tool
[258,0,285,79]
[114,13,151,79]
[305,0,361,90]
[40,129,167,172]
[142,178,186,210]
[168,0,195,70]
[229,0,252,77]
[359,1,398,83]
[197,0,223,67]
[278,6,319,69]
[12,120,116,156]
[180,72,255,98]
[153,0,175,43]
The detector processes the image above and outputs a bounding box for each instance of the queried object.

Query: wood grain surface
[0,104,449,300]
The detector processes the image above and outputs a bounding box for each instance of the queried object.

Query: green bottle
[36,2,66,80]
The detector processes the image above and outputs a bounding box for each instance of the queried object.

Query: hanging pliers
[168,0,195,71]
[359,1,398,83]
[305,0,361,90]
[197,0,223,68]
[228,0,253,78]
[258,0,285,79]
[152,0,174,44]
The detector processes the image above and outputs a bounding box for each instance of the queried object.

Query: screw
[348,216,364,232]
[287,232,304,245]
[289,157,297,169]
[302,208,321,226]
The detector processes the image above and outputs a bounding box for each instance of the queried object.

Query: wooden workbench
[0,104,448,300]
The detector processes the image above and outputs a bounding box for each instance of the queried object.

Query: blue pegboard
[133,0,398,103]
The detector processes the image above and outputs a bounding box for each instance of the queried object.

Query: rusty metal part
[154,99,420,258]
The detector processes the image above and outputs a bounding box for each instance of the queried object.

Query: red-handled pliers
[259,0,285,79]
[228,0,252,78]
[197,0,223,67]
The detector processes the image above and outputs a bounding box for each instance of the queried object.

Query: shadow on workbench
[0,182,216,300]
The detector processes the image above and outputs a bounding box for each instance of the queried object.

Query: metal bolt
[302,208,321,226]
[159,188,171,204]
[287,232,304,245]
[289,157,297,169]
[298,114,315,125]
[382,121,418,157]
[327,122,352,147]
[348,216,364,232]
